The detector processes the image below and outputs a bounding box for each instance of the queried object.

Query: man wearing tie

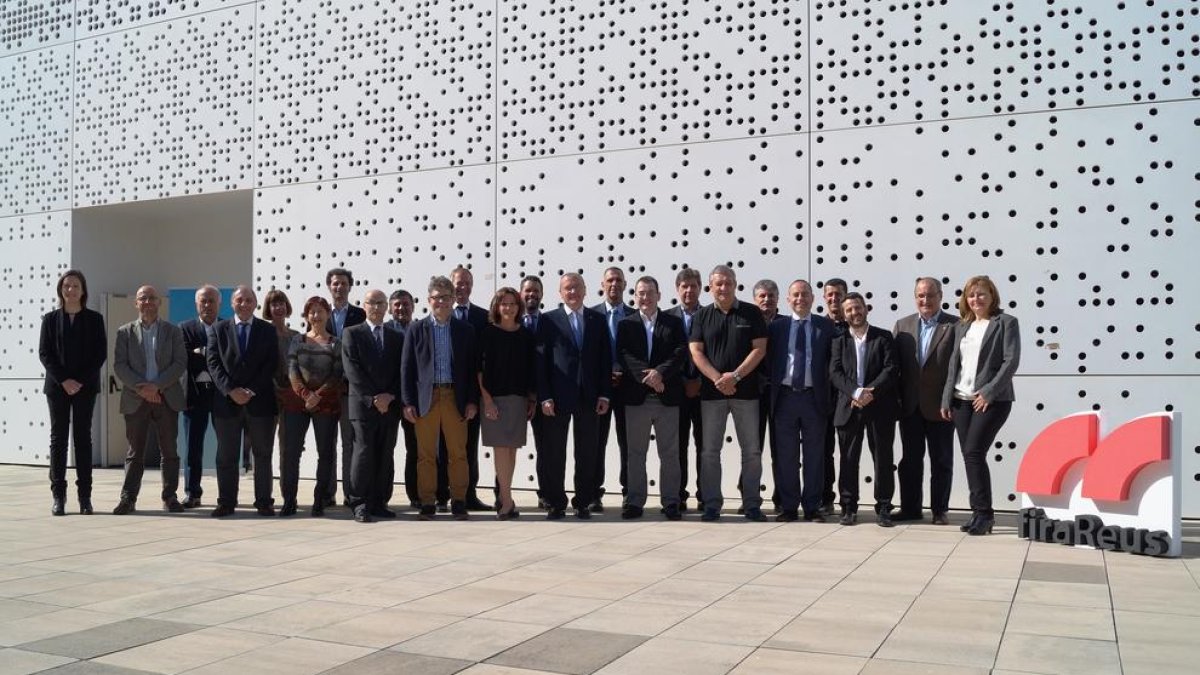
[403,276,480,520]
[892,277,957,525]
[179,284,221,508]
[450,266,490,511]
[664,268,704,511]
[207,286,278,517]
[592,266,633,511]
[112,286,188,514]
[829,292,900,527]
[766,281,835,522]
[616,276,687,520]
[326,267,366,507]
[536,272,612,520]
[343,289,404,523]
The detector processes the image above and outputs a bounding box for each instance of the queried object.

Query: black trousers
[213,408,275,508]
[400,418,419,505]
[951,399,1012,518]
[349,411,399,511]
[329,394,353,501]
[596,400,628,497]
[538,408,600,511]
[753,387,779,505]
[897,411,956,516]
[822,415,838,506]
[531,409,548,501]
[47,390,96,500]
[182,384,215,499]
[836,411,896,514]
[121,401,180,503]
[281,411,338,504]
[677,394,703,503]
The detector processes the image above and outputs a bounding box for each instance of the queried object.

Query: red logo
[1016,413,1171,501]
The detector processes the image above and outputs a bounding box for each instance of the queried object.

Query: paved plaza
[0,465,1197,675]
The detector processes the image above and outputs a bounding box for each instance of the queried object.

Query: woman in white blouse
[940,276,1020,535]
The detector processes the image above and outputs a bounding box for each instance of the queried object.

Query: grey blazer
[941,312,1020,408]
[893,310,957,421]
[113,319,188,414]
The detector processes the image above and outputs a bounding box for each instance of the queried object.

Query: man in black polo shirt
[688,265,770,522]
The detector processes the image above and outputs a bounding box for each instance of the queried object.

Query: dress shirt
[432,317,453,384]
[782,312,813,389]
[236,319,254,361]
[331,303,349,337]
[605,302,623,367]
[640,310,657,359]
[568,308,584,348]
[523,311,540,333]
[953,319,989,400]
[139,320,160,382]
[195,318,215,382]
[918,313,939,366]
[366,320,385,353]
[851,325,869,400]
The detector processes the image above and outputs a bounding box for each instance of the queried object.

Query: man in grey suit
[892,277,958,525]
[112,286,188,514]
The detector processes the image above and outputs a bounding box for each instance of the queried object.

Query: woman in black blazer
[38,270,107,516]
[940,275,1020,535]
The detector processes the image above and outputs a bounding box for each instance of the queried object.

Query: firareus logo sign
[1015,412,1180,557]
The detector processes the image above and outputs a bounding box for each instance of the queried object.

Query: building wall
[1,0,1196,513]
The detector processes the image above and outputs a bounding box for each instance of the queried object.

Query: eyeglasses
[429,294,453,303]
[363,300,386,306]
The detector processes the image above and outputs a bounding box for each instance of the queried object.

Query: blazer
[400,316,479,417]
[663,304,702,380]
[941,312,1021,407]
[384,319,410,336]
[893,311,958,421]
[206,317,279,418]
[325,304,366,337]
[535,306,612,414]
[179,317,221,407]
[453,303,489,335]
[829,325,900,426]
[343,321,405,421]
[615,311,687,406]
[113,319,188,414]
[765,313,835,416]
[39,308,107,396]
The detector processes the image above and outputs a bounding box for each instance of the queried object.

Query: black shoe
[311,503,325,517]
[932,512,950,526]
[546,507,566,521]
[960,514,981,532]
[211,504,235,518]
[701,507,721,522]
[803,511,826,523]
[497,508,521,521]
[256,505,276,517]
[839,510,857,526]
[966,516,995,536]
[744,507,767,522]
[891,511,924,523]
[323,496,336,508]
[354,506,373,523]
[112,499,136,515]
[181,497,202,509]
[451,501,469,521]
[678,500,689,513]
[436,501,449,513]
[574,508,592,520]
[818,502,835,517]
[465,497,491,512]
[418,504,436,521]
[589,498,604,514]
[663,504,682,521]
[735,505,746,516]
[877,511,894,528]
[164,499,185,513]
[370,507,397,519]
[537,497,550,510]
[621,505,643,520]
[279,502,297,517]
[52,498,66,517]
[776,510,799,523]
[79,499,93,515]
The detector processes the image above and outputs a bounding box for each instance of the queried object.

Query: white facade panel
[0,44,73,216]
[0,210,72,380]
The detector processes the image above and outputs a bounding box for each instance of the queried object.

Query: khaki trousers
[415,387,469,503]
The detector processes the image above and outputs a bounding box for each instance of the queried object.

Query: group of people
[38,264,1019,535]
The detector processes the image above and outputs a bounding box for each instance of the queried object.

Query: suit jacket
[663,304,702,382]
[615,311,687,406]
[765,313,835,416]
[829,325,900,426]
[536,306,612,414]
[39,308,107,396]
[113,320,187,414]
[453,303,489,335]
[179,317,221,407]
[893,311,957,420]
[941,312,1021,407]
[400,316,479,417]
[343,321,405,421]
[206,317,279,418]
[384,319,411,336]
[325,303,367,336]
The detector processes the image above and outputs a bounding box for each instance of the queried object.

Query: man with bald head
[207,285,279,517]
[111,286,188,514]
[179,284,222,507]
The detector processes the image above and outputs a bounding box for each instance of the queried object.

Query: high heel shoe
[966,516,994,536]
[959,513,980,532]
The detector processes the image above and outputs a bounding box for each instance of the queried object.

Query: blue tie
[608,309,619,364]
[456,306,467,322]
[374,325,384,353]
[571,312,583,349]
[791,319,807,386]
[237,322,250,358]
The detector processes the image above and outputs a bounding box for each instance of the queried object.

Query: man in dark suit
[751,278,781,512]
[343,289,404,523]
[829,292,899,527]
[819,277,849,515]
[592,266,633,511]
[112,286,188,514]
[520,276,549,509]
[326,267,366,507]
[616,276,687,520]
[403,275,480,520]
[206,285,279,517]
[664,268,703,511]
[449,266,490,511]
[536,272,612,520]
[767,280,836,522]
[385,289,419,507]
[179,284,221,508]
[892,277,957,525]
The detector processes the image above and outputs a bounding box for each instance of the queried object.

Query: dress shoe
[354,506,373,523]
[678,500,688,513]
[546,507,566,520]
[418,504,436,521]
[537,497,550,510]
[700,507,721,522]
[51,498,66,517]
[256,505,276,517]
[891,511,924,523]
[497,508,521,521]
[181,497,202,509]
[839,510,857,526]
[112,499,136,515]
[278,501,297,517]
[735,505,745,515]
[79,499,94,515]
[621,505,643,520]
[210,504,235,518]
[877,511,894,528]
[663,504,682,521]
[744,507,767,522]
[311,503,325,517]
[818,502,835,517]
[323,496,336,508]
[803,511,826,523]
[436,501,449,513]
[776,509,799,523]
[164,499,185,513]
[589,498,604,514]
[370,506,397,519]
[966,516,995,536]
[574,508,592,520]
[451,501,469,521]
[932,512,950,526]
[465,497,491,512]
[959,513,981,532]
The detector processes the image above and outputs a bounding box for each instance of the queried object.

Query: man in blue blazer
[535,272,612,520]
[766,281,835,522]
[402,276,479,520]
[206,285,278,517]
[178,284,221,507]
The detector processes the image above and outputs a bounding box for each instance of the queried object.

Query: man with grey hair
[752,277,782,512]
[688,265,770,521]
[180,284,221,507]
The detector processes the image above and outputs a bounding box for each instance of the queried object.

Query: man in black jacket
[178,284,221,508]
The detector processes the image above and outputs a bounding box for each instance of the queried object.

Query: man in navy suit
[449,266,490,511]
[179,284,221,508]
[829,292,900,527]
[592,266,633,511]
[767,281,835,522]
[343,289,404,523]
[326,267,366,507]
[520,276,550,509]
[403,276,480,520]
[206,285,278,517]
[536,272,612,520]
